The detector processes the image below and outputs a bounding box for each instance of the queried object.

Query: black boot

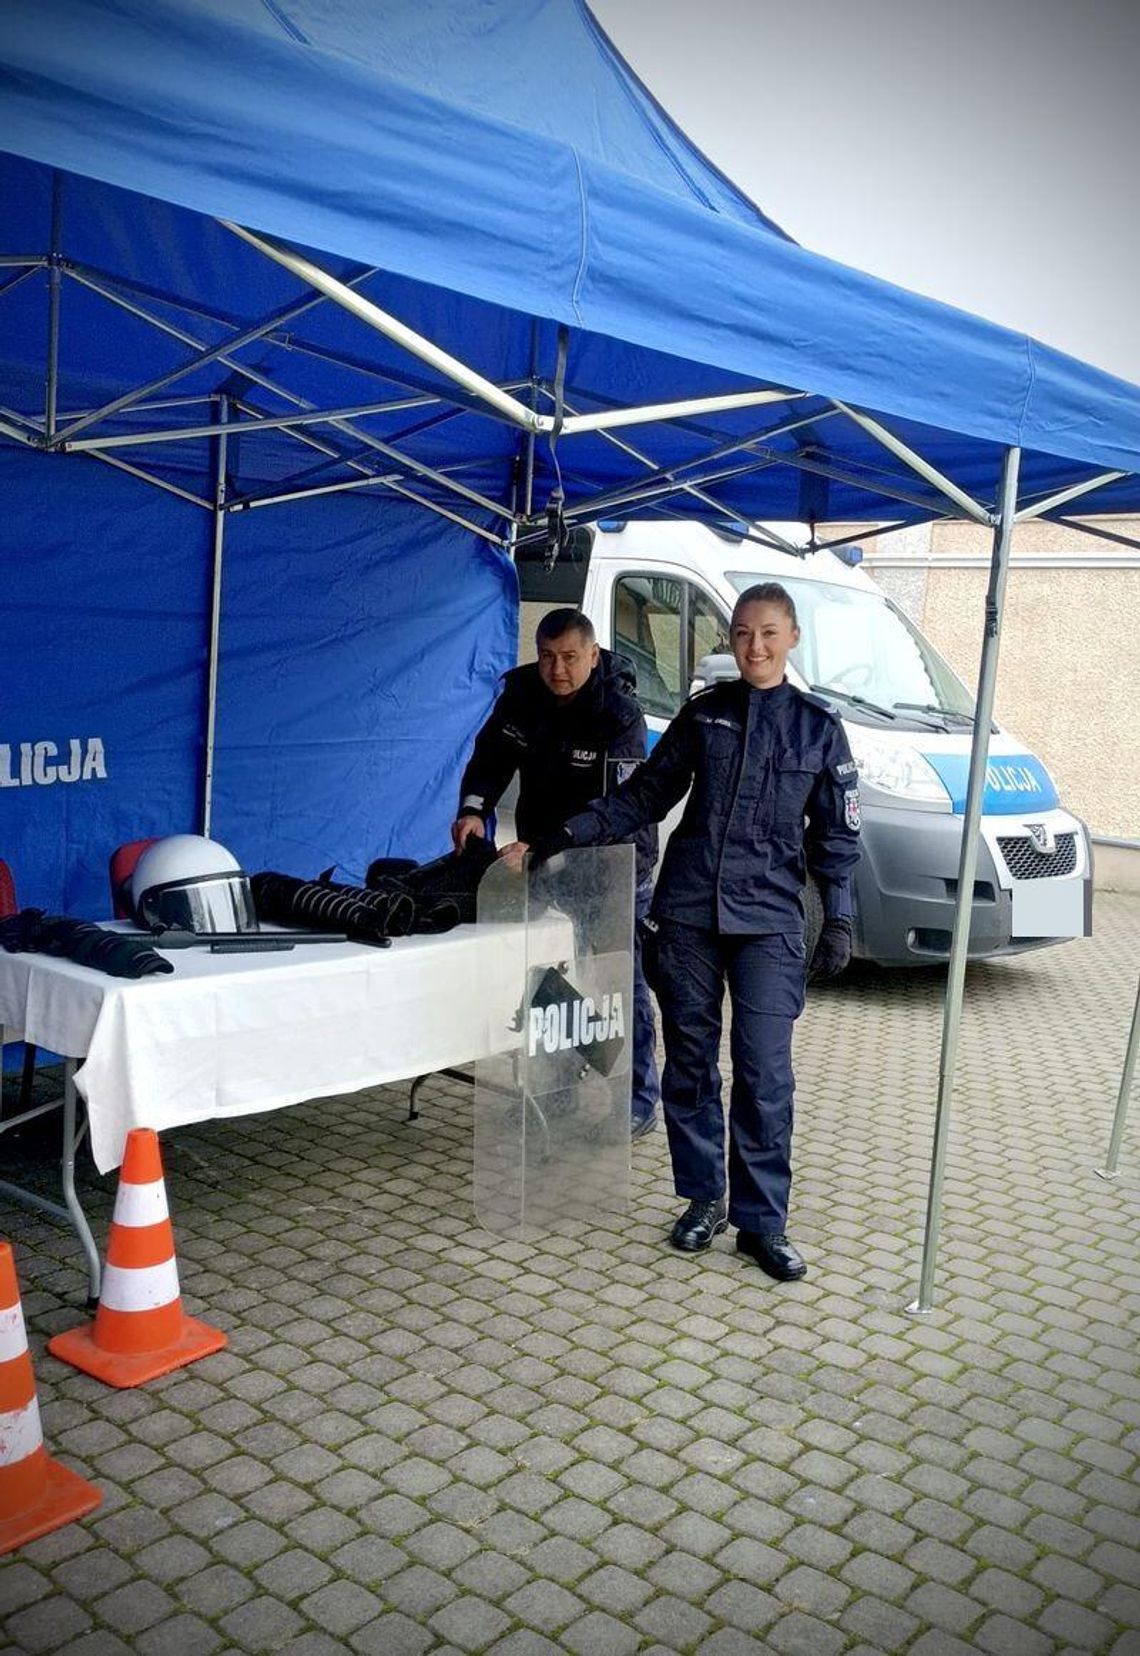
[669,1198,728,1253]
[736,1230,807,1281]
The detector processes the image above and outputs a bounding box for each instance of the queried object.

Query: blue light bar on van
[596,519,626,531]
[835,543,863,567]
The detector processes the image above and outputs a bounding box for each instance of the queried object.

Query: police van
[518,518,1092,968]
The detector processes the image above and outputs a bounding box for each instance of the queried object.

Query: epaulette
[795,686,846,725]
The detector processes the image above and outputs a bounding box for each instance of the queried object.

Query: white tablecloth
[0,921,561,1173]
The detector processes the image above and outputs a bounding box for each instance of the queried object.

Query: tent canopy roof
[180,0,790,236]
[1,0,1138,530]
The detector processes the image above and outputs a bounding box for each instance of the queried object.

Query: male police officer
[453,609,660,1136]
[530,584,859,1280]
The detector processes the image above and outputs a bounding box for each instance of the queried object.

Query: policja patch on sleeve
[607,757,642,791]
[844,787,861,831]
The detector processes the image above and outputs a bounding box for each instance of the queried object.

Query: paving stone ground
[1,893,1138,1656]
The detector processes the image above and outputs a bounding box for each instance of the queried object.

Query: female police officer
[531,582,860,1281]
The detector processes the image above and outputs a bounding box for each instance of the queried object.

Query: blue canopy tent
[2,0,1138,1301]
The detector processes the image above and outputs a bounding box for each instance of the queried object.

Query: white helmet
[131,834,258,934]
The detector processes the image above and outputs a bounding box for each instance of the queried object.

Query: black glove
[527,828,573,871]
[0,908,47,953]
[809,917,852,983]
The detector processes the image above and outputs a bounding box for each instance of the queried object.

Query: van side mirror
[689,653,738,698]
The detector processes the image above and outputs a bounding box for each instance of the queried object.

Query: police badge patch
[607,757,642,790]
[844,787,861,831]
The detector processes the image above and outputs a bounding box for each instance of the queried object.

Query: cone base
[47,1314,228,1388]
[0,1454,102,1555]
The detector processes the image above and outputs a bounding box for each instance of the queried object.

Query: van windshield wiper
[893,701,975,726]
[809,683,897,721]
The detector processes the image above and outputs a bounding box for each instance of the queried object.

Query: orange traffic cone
[48,1129,226,1388]
[0,1241,101,1552]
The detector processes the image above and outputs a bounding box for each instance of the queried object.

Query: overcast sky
[591,0,1140,386]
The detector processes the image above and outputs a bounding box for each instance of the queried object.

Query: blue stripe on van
[923,751,1059,815]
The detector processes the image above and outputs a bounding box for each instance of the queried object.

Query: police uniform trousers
[653,922,806,1233]
[631,880,661,1127]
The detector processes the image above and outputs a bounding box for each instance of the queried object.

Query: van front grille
[997,833,1077,880]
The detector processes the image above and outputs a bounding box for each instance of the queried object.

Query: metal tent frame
[3,199,1137,1310]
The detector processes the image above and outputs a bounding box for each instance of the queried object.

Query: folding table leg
[62,1062,102,1305]
[408,1067,475,1121]
[19,1042,37,1112]
[0,1045,100,1302]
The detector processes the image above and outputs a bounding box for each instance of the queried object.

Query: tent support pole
[0,266,42,303]
[1015,470,1126,521]
[223,220,539,431]
[541,384,816,553]
[222,223,802,438]
[232,468,507,545]
[833,399,993,525]
[64,267,510,517]
[556,407,798,549]
[772,450,975,519]
[522,324,540,519]
[906,444,1021,1316]
[0,417,37,446]
[63,269,388,484]
[67,256,531,421]
[63,395,443,452]
[53,269,379,447]
[558,406,833,523]
[202,397,229,839]
[45,174,62,442]
[812,519,932,554]
[88,451,212,509]
[555,388,800,436]
[1097,972,1140,1179]
[522,419,536,519]
[224,409,481,509]
[1054,517,1140,555]
[563,453,782,522]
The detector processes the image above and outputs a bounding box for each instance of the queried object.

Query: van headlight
[846,726,949,803]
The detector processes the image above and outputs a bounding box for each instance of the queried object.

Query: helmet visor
[139,872,259,934]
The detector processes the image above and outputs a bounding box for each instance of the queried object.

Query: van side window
[613,575,683,719]
[689,587,730,676]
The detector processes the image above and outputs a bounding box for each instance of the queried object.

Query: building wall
[854,518,1140,840]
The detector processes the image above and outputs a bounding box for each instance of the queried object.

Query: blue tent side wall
[214,490,517,883]
[0,446,517,917]
[0,447,211,915]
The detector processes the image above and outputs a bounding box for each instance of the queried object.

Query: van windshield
[726,573,975,719]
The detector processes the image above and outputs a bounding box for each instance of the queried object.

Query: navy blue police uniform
[456,649,660,1127]
[560,675,860,1233]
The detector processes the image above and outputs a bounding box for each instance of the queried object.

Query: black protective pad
[0,909,174,978]
[251,872,413,942]
[366,839,498,927]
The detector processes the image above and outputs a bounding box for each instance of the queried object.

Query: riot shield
[474,844,634,1238]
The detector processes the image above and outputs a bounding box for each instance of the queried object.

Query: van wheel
[803,875,825,970]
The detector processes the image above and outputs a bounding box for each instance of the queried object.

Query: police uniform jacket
[458,650,657,884]
[563,677,860,935]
